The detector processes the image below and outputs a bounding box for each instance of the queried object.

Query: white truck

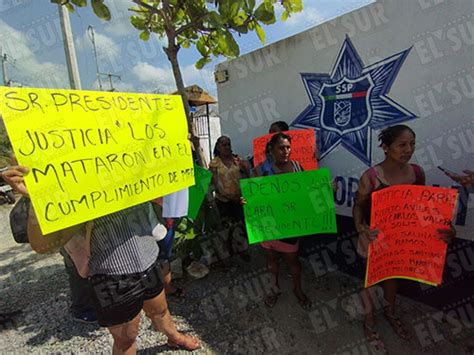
[216,0,473,302]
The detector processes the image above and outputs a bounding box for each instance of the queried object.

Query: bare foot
[167,333,201,351]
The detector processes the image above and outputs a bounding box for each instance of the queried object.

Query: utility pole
[88,25,103,91]
[105,73,121,92]
[0,49,21,87]
[1,48,8,86]
[58,4,81,89]
[87,25,121,91]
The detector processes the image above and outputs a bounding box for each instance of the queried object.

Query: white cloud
[91,78,135,93]
[131,61,176,92]
[104,19,135,37]
[181,64,215,92]
[113,81,135,92]
[284,7,324,27]
[0,19,68,88]
[76,30,120,61]
[131,61,216,95]
[104,0,135,36]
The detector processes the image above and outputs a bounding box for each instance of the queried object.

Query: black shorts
[89,261,164,327]
[216,199,245,222]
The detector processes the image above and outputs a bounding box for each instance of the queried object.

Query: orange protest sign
[253,129,317,171]
[365,185,458,288]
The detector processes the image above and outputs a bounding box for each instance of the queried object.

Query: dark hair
[378,125,416,147]
[269,121,289,133]
[213,136,231,157]
[267,132,291,152]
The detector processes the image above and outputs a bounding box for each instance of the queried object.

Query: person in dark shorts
[209,136,251,258]
[3,165,200,354]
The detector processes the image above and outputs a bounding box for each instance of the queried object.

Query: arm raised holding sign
[2,164,200,352]
[2,165,79,253]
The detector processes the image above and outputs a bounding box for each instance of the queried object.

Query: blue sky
[0,0,373,96]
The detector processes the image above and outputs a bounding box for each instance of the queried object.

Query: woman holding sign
[254,132,311,310]
[253,121,290,174]
[353,125,454,351]
[2,165,200,354]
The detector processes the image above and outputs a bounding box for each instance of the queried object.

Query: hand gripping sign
[240,168,337,244]
[0,87,195,234]
[366,185,458,287]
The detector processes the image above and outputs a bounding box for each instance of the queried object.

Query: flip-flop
[264,291,282,308]
[363,320,387,355]
[293,290,312,311]
[384,308,411,340]
[297,296,313,311]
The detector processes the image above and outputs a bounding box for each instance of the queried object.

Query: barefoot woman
[3,166,200,355]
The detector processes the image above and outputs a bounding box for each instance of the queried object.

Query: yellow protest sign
[0,87,195,234]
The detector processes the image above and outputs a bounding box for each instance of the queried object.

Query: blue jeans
[158,224,175,261]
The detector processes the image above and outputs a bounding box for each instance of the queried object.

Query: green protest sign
[187,165,212,220]
[240,168,337,244]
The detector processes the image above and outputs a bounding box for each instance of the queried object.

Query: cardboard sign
[253,129,317,171]
[240,168,337,244]
[0,87,195,234]
[366,185,458,287]
[187,165,212,220]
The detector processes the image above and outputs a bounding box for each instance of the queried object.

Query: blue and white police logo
[292,36,416,166]
[320,75,374,135]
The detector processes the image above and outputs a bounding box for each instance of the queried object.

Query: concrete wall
[216,0,473,241]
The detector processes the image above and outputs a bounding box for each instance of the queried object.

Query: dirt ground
[0,202,473,354]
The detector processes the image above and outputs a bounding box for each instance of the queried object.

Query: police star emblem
[292,36,416,166]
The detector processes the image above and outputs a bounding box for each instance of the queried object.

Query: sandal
[293,290,312,311]
[363,320,387,354]
[264,290,281,308]
[167,334,201,351]
[295,295,313,311]
[384,308,411,340]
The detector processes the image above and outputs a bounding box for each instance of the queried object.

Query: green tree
[51,0,303,164]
